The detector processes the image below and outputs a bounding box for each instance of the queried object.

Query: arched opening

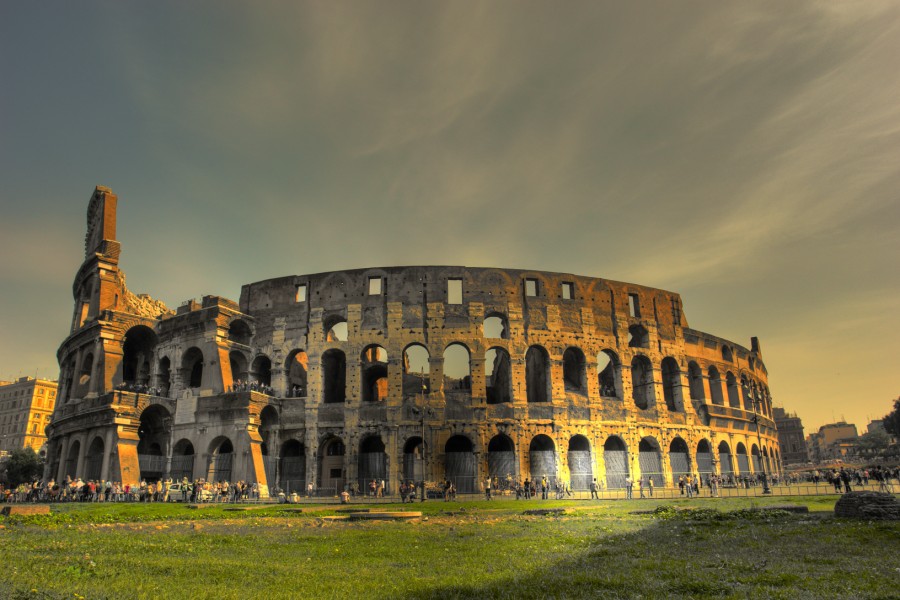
[322,349,346,404]
[603,436,629,489]
[358,435,388,494]
[525,346,549,403]
[319,437,345,493]
[85,437,104,481]
[736,442,749,474]
[445,435,476,493]
[707,366,724,406]
[228,319,252,346]
[563,347,587,394]
[529,435,556,483]
[696,440,714,479]
[485,347,512,404]
[78,354,94,396]
[250,355,272,387]
[568,435,592,490]
[403,437,425,483]
[156,357,171,397]
[483,314,508,339]
[361,345,389,403]
[638,437,663,487]
[324,316,348,342]
[138,404,171,481]
[122,325,157,386]
[721,345,733,362]
[751,444,762,473]
[280,440,306,494]
[763,446,771,472]
[170,439,195,482]
[403,344,430,396]
[718,441,733,477]
[443,344,471,392]
[229,351,248,388]
[628,324,649,348]
[597,350,620,399]
[630,355,654,410]
[259,406,279,485]
[285,350,308,397]
[726,372,740,408]
[687,361,704,401]
[487,434,517,482]
[65,440,80,479]
[181,347,204,390]
[669,438,690,482]
[207,437,234,482]
[741,375,753,410]
[661,357,681,412]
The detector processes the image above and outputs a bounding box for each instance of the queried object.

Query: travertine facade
[45,187,782,493]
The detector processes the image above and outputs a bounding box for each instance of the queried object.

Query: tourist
[647,476,654,497]
[484,477,492,501]
[590,478,599,500]
[625,476,633,500]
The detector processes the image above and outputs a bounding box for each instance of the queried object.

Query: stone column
[100,427,114,481]
[75,433,89,479]
[57,435,71,482]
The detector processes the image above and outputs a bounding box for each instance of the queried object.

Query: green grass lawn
[1,496,897,599]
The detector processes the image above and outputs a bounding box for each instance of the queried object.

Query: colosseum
[45,186,782,496]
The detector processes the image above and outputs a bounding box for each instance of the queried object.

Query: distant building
[806,422,858,464]
[0,377,58,456]
[867,420,886,435]
[772,407,809,465]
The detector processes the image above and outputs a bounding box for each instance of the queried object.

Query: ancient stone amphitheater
[45,187,781,495]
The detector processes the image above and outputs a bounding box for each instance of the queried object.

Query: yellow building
[0,377,58,455]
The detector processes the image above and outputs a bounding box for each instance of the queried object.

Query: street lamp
[751,395,772,494]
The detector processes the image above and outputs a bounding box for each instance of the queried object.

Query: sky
[1,2,898,434]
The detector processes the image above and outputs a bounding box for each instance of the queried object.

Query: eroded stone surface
[834,491,900,520]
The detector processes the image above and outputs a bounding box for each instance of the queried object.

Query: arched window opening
[229,351,248,389]
[488,434,517,482]
[181,347,204,389]
[721,345,733,362]
[280,440,306,493]
[443,344,471,392]
[403,437,425,483]
[661,357,681,412]
[485,348,512,404]
[568,435,592,491]
[320,437,345,493]
[361,345,389,402]
[630,356,654,410]
[529,435,557,484]
[696,440,713,479]
[718,441,733,477]
[122,326,157,386]
[171,439,195,482]
[483,314,508,339]
[156,357,171,397]
[526,346,549,403]
[669,438,690,482]
[603,436,629,489]
[628,324,649,349]
[403,344,430,396]
[79,354,94,390]
[638,438,663,487]
[736,442,750,474]
[445,435,476,493]
[562,347,587,394]
[687,361,704,401]
[286,350,308,397]
[322,349,346,404]
[358,436,388,494]
[726,372,740,408]
[325,316,348,342]
[228,320,252,346]
[85,437,104,481]
[740,375,753,411]
[65,440,80,479]
[707,366,724,406]
[250,355,272,387]
[597,350,620,399]
[207,438,234,483]
[751,444,762,473]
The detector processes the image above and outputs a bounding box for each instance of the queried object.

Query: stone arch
[687,361,704,400]
[669,437,691,482]
[568,435,592,491]
[170,438,195,482]
[207,437,234,482]
[603,436,629,489]
[525,345,550,403]
[485,347,512,404]
[181,347,204,389]
[403,436,425,483]
[628,324,650,348]
[707,366,724,406]
[483,313,508,339]
[528,435,557,483]
[285,350,308,397]
[443,343,471,392]
[597,350,621,399]
[259,405,279,451]
[78,353,94,396]
[324,314,348,342]
[718,440,734,477]
[156,356,172,397]
[280,439,306,493]
[250,354,273,387]
[361,345,389,403]
[358,435,388,494]
[638,437,663,486]
[445,435,476,493]
[740,374,753,410]
[660,357,681,412]
[322,349,346,404]
[319,436,345,492]
[229,351,248,387]
[563,347,587,394]
[122,325,157,386]
[228,319,253,346]
[631,355,654,410]
[85,436,104,481]
[65,439,80,479]
[725,372,740,408]
[735,442,750,474]
[696,439,714,479]
[403,343,430,396]
[751,443,762,472]
[137,404,171,480]
[487,434,517,481]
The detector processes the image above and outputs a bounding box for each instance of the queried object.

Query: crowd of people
[227,380,276,396]
[0,477,266,504]
[114,382,168,397]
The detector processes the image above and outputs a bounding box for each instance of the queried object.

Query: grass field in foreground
[0,496,897,599]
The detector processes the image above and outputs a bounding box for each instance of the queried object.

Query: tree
[2,447,43,487]
[883,398,900,437]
